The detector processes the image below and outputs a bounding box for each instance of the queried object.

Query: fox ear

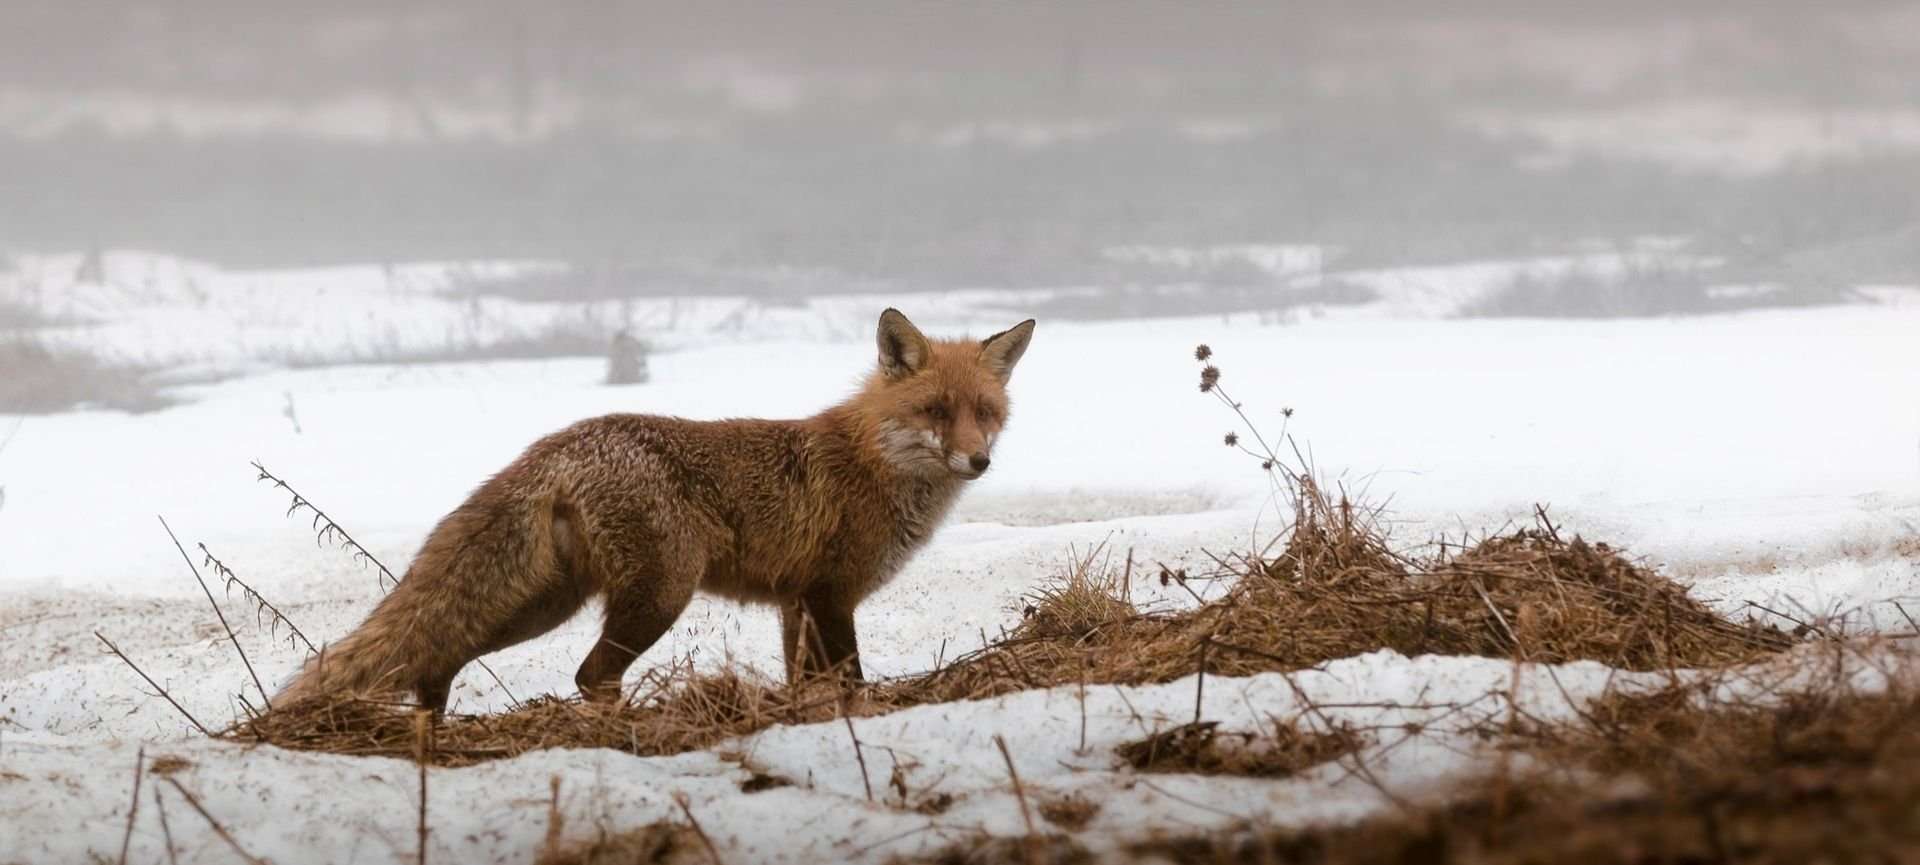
[979,319,1035,381]
[876,308,932,378]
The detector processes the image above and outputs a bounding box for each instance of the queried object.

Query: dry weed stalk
[252,459,399,591]
[200,541,315,654]
[96,631,212,736]
[159,776,267,865]
[673,793,726,865]
[160,515,271,709]
[116,745,145,865]
[414,710,433,865]
[844,707,875,801]
[150,785,180,865]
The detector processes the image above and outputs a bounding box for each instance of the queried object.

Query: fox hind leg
[416,669,455,714]
[575,534,701,703]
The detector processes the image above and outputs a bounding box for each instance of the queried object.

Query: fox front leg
[780,588,863,684]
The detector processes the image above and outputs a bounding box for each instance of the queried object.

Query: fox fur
[277,308,1035,711]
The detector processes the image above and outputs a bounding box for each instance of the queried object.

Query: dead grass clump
[1115,719,1363,778]
[1522,676,1920,790]
[1014,543,1137,641]
[231,666,816,767]
[1037,794,1100,831]
[146,755,193,775]
[235,499,1789,767]
[738,771,791,793]
[536,823,703,865]
[1414,520,1794,668]
[888,499,1790,713]
[1130,669,1920,864]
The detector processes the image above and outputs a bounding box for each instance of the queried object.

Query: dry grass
[1036,794,1101,831]
[1014,543,1135,641]
[147,755,194,775]
[1114,719,1363,778]
[1121,664,1920,864]
[229,491,1789,768]
[0,336,169,414]
[886,649,1920,864]
[232,666,826,768]
[887,494,1788,707]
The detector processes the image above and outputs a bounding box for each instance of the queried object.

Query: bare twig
[95,632,211,736]
[1469,576,1522,655]
[151,786,179,865]
[159,776,268,865]
[117,745,145,865]
[200,542,315,654]
[1194,636,1211,724]
[542,777,564,860]
[161,515,270,709]
[1277,671,1412,813]
[842,706,874,801]
[993,734,1038,839]
[414,710,432,865]
[674,793,726,865]
[1077,657,1089,755]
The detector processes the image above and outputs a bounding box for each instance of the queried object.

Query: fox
[277,308,1035,712]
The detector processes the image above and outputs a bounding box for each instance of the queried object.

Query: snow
[2,252,1918,862]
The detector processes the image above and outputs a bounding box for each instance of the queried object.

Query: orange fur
[277,309,1035,711]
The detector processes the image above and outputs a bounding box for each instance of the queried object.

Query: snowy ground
[1,256,1918,863]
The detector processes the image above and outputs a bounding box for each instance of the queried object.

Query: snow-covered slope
[1,274,1917,862]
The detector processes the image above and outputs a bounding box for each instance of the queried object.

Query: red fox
[278,309,1035,711]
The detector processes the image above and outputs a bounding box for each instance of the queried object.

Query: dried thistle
[1199,365,1221,392]
[1194,344,1213,362]
[1224,432,1240,447]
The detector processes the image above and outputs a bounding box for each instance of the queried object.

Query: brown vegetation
[1123,661,1920,864]
[1114,720,1363,779]
[227,487,1790,768]
[0,336,169,414]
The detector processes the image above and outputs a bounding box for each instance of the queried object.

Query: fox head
[855,308,1035,480]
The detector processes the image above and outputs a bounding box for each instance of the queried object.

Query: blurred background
[2,0,1918,412]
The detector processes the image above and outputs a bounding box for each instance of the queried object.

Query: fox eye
[925,403,948,421]
[975,405,995,423]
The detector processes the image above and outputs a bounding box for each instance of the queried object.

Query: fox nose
[968,453,992,473]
